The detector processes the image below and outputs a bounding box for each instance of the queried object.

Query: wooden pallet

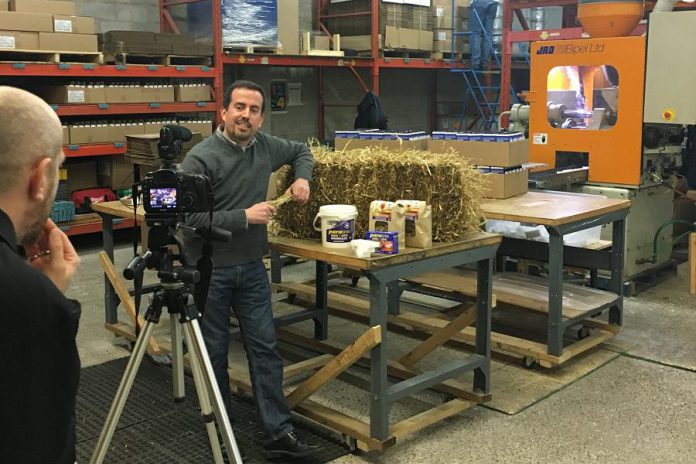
[382,49,432,59]
[223,45,277,54]
[0,48,103,64]
[431,51,463,61]
[103,53,212,66]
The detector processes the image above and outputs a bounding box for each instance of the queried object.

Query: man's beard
[229,119,254,142]
[20,174,57,246]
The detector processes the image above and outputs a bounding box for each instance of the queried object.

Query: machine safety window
[546,65,619,130]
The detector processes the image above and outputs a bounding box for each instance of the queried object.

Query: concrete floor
[68,233,696,464]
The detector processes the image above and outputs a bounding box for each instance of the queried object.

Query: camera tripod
[89,279,243,464]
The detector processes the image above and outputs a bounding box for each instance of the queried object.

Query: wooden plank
[268,233,501,271]
[282,285,565,366]
[98,251,162,354]
[481,190,630,227]
[228,366,387,451]
[398,304,476,367]
[278,327,491,404]
[691,233,696,295]
[286,326,382,408]
[105,322,173,354]
[556,329,617,364]
[391,399,472,439]
[407,269,618,320]
[283,354,333,379]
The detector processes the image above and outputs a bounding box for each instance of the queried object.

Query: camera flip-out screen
[149,188,177,209]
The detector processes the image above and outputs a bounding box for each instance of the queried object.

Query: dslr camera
[140,125,213,226]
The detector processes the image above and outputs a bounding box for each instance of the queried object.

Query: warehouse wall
[74,0,161,33]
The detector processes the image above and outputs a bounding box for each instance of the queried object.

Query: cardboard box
[673,190,696,238]
[0,29,38,49]
[428,139,529,167]
[277,0,299,55]
[178,120,213,138]
[174,84,211,102]
[97,155,135,191]
[53,15,95,34]
[40,85,105,104]
[143,122,166,134]
[384,26,432,51]
[340,33,382,51]
[62,125,69,144]
[481,169,528,199]
[141,85,175,103]
[108,123,145,144]
[39,32,98,52]
[10,0,75,15]
[105,85,142,103]
[69,125,111,144]
[0,11,52,32]
[65,159,98,193]
[335,137,429,152]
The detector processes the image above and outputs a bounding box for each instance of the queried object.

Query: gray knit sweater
[181,127,314,266]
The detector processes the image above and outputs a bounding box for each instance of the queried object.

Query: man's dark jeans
[201,260,293,440]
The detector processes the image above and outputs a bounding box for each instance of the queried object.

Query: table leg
[101,213,118,325]
[609,218,625,325]
[474,257,492,393]
[270,250,283,284]
[387,281,403,316]
[368,275,390,441]
[314,260,329,340]
[547,230,564,356]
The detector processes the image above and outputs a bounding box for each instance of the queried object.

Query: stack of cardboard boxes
[330,0,433,53]
[38,82,213,145]
[431,0,471,55]
[63,119,214,145]
[98,30,213,56]
[429,133,529,199]
[0,0,97,52]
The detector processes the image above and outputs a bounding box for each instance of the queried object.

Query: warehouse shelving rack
[0,52,218,235]
[161,0,532,140]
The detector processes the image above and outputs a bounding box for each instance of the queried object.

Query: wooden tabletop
[269,233,501,271]
[91,201,145,221]
[481,191,630,227]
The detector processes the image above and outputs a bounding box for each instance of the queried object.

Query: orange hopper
[577,0,644,38]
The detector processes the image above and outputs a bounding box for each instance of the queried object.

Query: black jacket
[0,209,81,464]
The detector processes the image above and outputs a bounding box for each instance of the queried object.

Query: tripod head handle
[123,251,152,280]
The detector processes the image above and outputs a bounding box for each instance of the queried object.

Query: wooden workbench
[407,190,630,367]
[91,201,502,451]
[266,233,501,450]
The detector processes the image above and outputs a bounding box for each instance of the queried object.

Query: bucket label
[326,219,355,243]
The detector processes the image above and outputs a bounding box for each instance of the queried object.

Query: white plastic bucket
[313,205,358,248]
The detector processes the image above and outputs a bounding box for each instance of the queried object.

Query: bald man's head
[0,86,63,194]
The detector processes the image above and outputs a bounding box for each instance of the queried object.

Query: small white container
[312,204,358,248]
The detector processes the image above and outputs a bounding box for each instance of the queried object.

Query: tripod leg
[170,315,185,402]
[182,324,225,464]
[89,320,158,464]
[185,319,244,464]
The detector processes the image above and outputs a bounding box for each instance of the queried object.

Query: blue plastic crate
[51,201,75,223]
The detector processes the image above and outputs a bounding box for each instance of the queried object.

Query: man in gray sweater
[182,80,317,459]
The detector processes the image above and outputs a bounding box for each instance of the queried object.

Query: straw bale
[270,145,485,243]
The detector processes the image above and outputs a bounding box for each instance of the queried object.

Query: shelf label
[532,133,548,145]
[0,36,16,50]
[67,89,85,103]
[54,19,72,33]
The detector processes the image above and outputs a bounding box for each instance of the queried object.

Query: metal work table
[268,233,501,446]
[480,190,630,358]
